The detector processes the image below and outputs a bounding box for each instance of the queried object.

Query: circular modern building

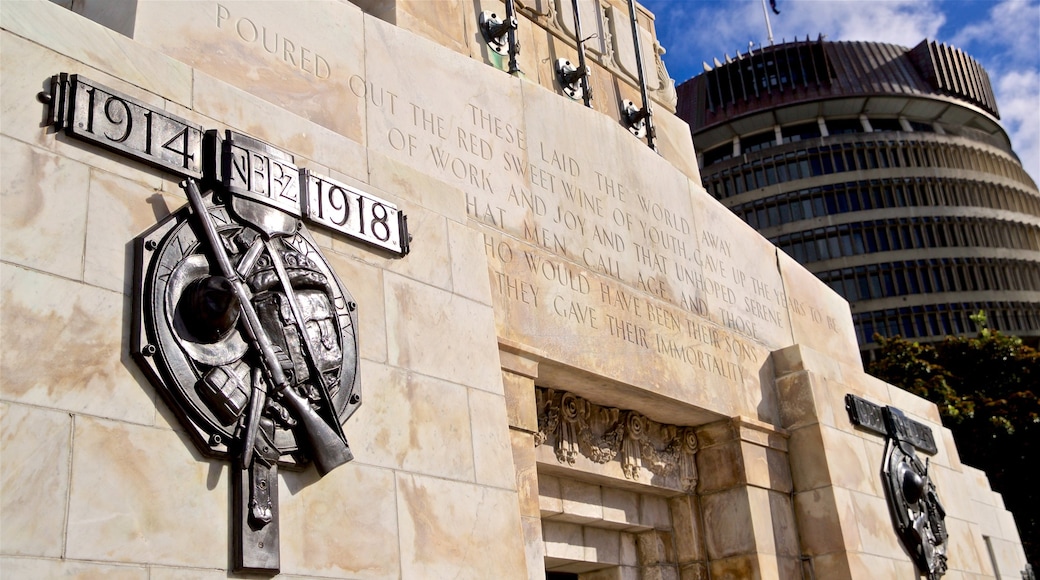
[676,37,1040,359]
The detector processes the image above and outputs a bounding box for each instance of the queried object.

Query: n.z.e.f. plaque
[131,179,361,573]
[42,72,405,574]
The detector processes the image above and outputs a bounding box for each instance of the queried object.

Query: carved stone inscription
[361,24,851,394]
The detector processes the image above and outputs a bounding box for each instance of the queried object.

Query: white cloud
[994,69,1040,185]
[771,0,943,48]
[951,0,1039,64]
[948,0,1040,184]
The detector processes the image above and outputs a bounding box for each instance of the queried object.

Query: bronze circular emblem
[131,190,360,470]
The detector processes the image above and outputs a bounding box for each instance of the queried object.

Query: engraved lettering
[553,296,598,328]
[605,314,649,348]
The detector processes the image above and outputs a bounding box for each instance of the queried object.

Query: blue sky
[642,0,1040,183]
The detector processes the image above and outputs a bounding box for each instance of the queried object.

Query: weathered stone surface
[777,250,861,370]
[0,265,157,425]
[511,430,541,518]
[342,360,475,481]
[1,136,89,280]
[701,487,755,559]
[503,369,539,432]
[396,472,527,579]
[132,1,367,144]
[65,416,227,567]
[469,389,520,489]
[0,403,72,557]
[0,557,147,579]
[1,0,192,106]
[384,272,503,393]
[279,463,400,578]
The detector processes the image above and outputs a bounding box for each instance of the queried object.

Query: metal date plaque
[48,73,203,178]
[302,170,409,255]
[44,74,410,257]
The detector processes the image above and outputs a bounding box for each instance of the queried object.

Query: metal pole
[626,0,655,150]
[571,0,592,107]
[505,0,520,75]
[760,0,774,45]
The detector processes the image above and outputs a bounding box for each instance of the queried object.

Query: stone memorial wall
[0,0,1029,579]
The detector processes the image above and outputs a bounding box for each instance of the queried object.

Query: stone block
[502,370,538,432]
[763,490,800,558]
[520,515,547,580]
[640,494,671,530]
[775,371,818,429]
[944,518,987,575]
[792,487,847,555]
[367,150,467,225]
[787,424,831,492]
[558,478,603,524]
[0,557,146,579]
[539,473,563,517]
[65,415,227,568]
[1,136,89,280]
[706,553,763,580]
[584,527,621,565]
[637,529,675,565]
[700,487,755,559]
[358,201,453,291]
[602,486,641,529]
[656,114,699,182]
[469,389,519,489]
[741,442,772,490]
[84,170,181,294]
[772,343,845,381]
[279,463,400,578]
[449,218,494,304]
[0,32,169,192]
[808,552,852,580]
[847,489,901,556]
[0,265,157,425]
[542,520,585,561]
[147,567,230,580]
[695,439,743,493]
[844,552,899,580]
[1,0,193,106]
[669,495,705,563]
[0,403,72,557]
[364,15,526,222]
[322,251,388,363]
[341,361,475,481]
[678,561,709,580]
[132,1,367,144]
[620,531,638,566]
[776,250,861,370]
[395,472,527,579]
[511,430,541,519]
[819,425,880,496]
[187,68,369,181]
[384,271,503,393]
[695,420,736,449]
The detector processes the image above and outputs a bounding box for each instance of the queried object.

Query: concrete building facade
[677,37,1040,357]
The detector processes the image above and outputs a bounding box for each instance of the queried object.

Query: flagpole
[760,0,774,45]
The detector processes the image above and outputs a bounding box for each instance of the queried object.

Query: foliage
[868,313,1040,570]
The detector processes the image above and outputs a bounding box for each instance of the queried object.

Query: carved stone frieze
[535,387,698,490]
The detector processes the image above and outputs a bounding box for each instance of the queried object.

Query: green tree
[868,314,1040,571]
